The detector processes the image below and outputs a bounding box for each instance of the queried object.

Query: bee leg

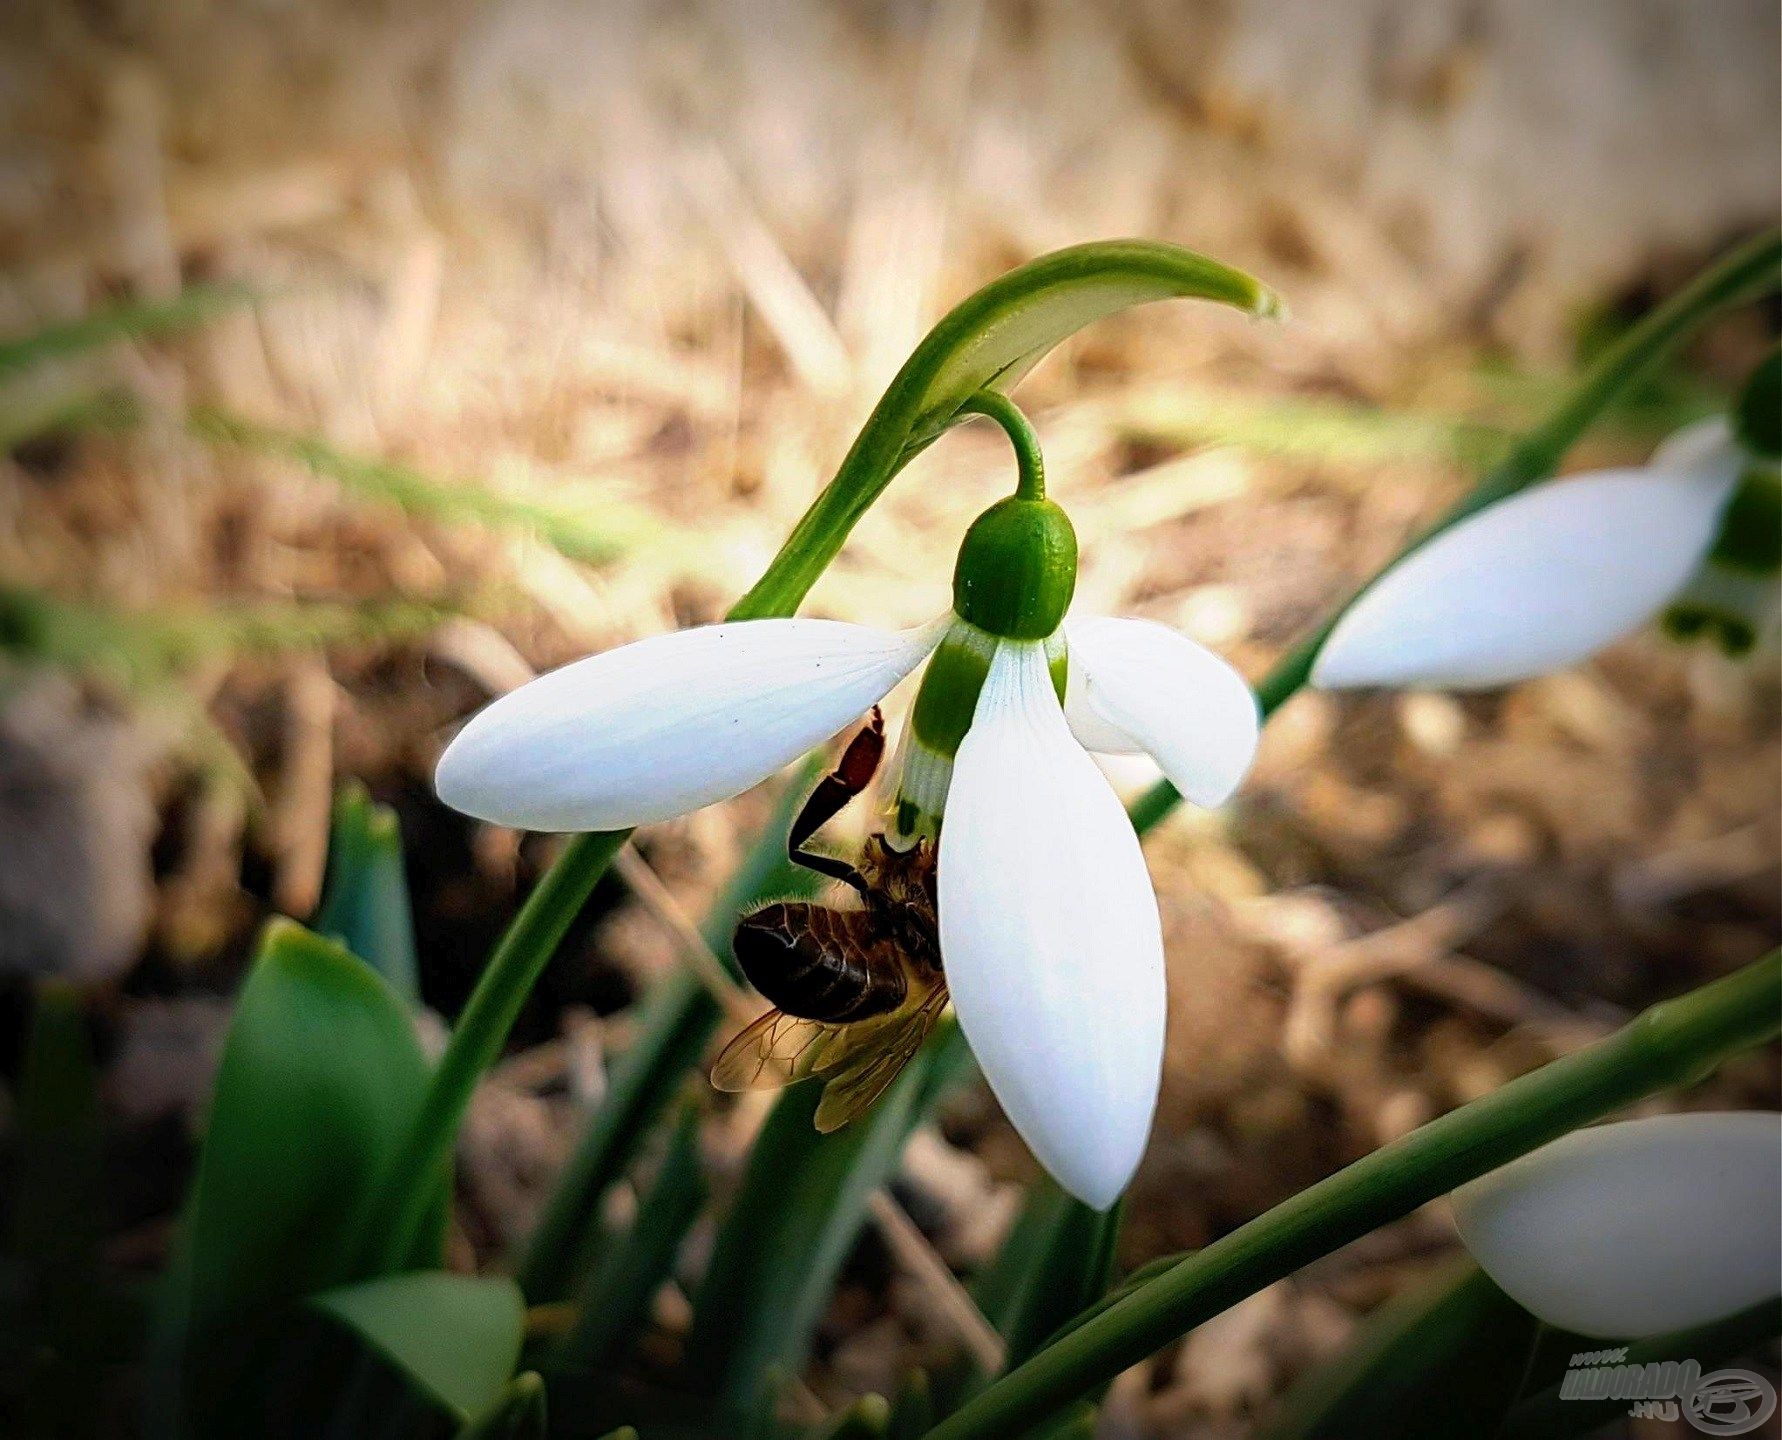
[786,707,884,898]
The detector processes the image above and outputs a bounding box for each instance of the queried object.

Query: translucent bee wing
[811,982,950,1133]
[710,1009,841,1093]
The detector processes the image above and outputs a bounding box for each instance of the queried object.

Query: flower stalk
[924,949,1781,1440]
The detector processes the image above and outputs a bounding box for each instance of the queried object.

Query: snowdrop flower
[1311,411,1779,691]
[437,486,1260,1209]
[1452,1112,1782,1338]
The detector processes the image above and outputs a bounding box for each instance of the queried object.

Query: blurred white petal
[1649,415,1735,474]
[1064,616,1260,807]
[1312,462,1739,690]
[940,640,1165,1210]
[1453,1112,1782,1338]
[436,618,940,831]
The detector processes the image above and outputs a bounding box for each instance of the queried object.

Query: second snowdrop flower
[1312,401,1779,691]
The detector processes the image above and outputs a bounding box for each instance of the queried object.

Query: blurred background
[0,1,1778,1435]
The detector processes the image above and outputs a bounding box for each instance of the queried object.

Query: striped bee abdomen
[733,902,906,1023]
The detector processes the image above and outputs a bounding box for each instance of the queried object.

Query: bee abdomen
[734,903,906,1023]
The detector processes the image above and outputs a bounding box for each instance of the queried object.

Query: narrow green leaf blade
[457,1372,548,1440]
[148,919,437,1431]
[810,1394,891,1439]
[556,1103,708,1370]
[0,284,253,379]
[681,1055,938,1418]
[315,781,423,1006]
[313,1271,525,1421]
[1261,1262,1533,1440]
[516,761,822,1301]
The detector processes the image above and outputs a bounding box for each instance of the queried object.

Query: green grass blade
[1261,1262,1534,1440]
[314,782,422,1007]
[458,1372,548,1440]
[0,284,254,380]
[190,406,647,565]
[555,1103,707,1371]
[312,1271,525,1422]
[680,1059,936,1419]
[146,920,440,1434]
[515,762,822,1302]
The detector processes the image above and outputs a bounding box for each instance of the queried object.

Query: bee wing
[710,1008,842,1093]
[811,981,950,1133]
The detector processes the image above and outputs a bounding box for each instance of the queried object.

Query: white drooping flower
[437,491,1259,1210]
[1452,1112,1782,1338]
[1312,417,1778,691]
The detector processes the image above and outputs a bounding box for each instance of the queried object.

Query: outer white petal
[1648,415,1734,474]
[436,619,941,831]
[1064,616,1260,807]
[1311,462,1740,691]
[939,641,1165,1210]
[1452,1112,1782,1338]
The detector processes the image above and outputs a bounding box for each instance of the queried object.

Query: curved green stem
[957,392,1046,501]
[1127,227,1782,838]
[352,829,628,1273]
[730,240,1278,620]
[924,951,1781,1440]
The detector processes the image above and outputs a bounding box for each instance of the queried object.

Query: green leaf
[0,284,253,380]
[887,1372,934,1440]
[731,241,1279,620]
[810,1394,890,1439]
[148,919,437,1432]
[995,1185,1120,1369]
[935,1181,1119,1425]
[312,1271,525,1422]
[314,782,422,1006]
[457,1372,548,1440]
[555,1102,707,1370]
[191,406,645,567]
[516,761,823,1302]
[1261,1262,1534,1440]
[682,1047,949,1419]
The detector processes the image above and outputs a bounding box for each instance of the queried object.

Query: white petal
[939,641,1165,1209]
[1064,616,1260,807]
[1452,1112,1782,1338]
[1311,462,1740,691]
[1648,415,1735,474]
[436,619,940,831]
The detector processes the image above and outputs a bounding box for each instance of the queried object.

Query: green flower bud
[951,496,1078,640]
[1734,347,1781,461]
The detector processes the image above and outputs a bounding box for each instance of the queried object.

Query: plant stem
[1127,227,1782,838]
[957,392,1047,501]
[354,829,628,1273]
[923,950,1781,1440]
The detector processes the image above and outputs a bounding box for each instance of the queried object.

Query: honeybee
[711,708,948,1131]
